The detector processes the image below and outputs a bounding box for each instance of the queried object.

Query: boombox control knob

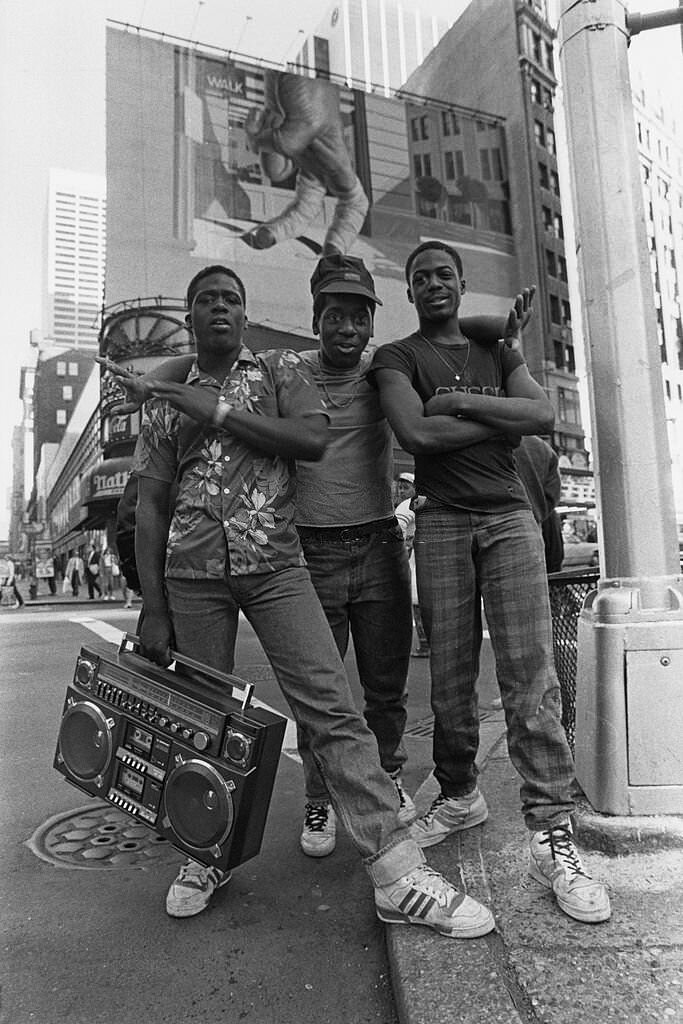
[158,717,169,728]
[193,731,210,752]
[181,728,192,741]
[170,722,180,733]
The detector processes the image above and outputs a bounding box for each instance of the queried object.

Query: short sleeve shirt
[134,346,325,577]
[370,333,531,513]
[295,348,394,527]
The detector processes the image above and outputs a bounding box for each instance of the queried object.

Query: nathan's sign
[84,458,132,504]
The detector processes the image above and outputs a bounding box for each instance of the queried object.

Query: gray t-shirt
[295,348,394,527]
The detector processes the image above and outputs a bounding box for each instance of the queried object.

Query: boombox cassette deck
[54,634,287,872]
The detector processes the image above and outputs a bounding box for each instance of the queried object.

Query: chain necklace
[417,331,471,383]
[317,353,365,409]
[319,379,362,409]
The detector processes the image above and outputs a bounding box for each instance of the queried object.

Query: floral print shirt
[134,346,326,577]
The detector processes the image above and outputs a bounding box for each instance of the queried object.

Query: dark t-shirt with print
[370,332,531,513]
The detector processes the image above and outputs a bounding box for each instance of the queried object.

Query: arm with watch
[143,379,330,462]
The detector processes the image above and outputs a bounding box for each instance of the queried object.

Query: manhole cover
[26,802,182,870]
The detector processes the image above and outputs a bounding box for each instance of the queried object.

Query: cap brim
[315,281,383,306]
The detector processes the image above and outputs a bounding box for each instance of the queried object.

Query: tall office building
[292,0,464,95]
[403,0,585,465]
[46,169,107,351]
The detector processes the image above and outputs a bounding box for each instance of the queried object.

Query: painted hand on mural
[503,286,536,351]
[242,72,369,256]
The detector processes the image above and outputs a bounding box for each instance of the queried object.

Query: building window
[56,409,67,425]
[488,200,512,235]
[543,205,553,231]
[62,385,73,401]
[68,362,78,376]
[534,120,545,147]
[554,340,565,368]
[550,295,562,324]
[545,42,555,72]
[558,387,580,424]
[542,87,553,110]
[56,361,66,376]
[538,162,550,189]
[558,255,568,282]
[562,300,572,325]
[553,212,564,239]
[491,148,503,180]
[530,79,541,104]
[546,249,557,276]
[445,151,464,181]
[413,153,432,178]
[546,127,556,156]
[532,32,542,63]
[480,149,491,181]
[550,170,560,196]
[411,115,429,141]
[441,111,460,136]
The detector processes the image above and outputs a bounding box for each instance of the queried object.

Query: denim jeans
[414,505,576,831]
[297,521,412,800]
[165,567,423,885]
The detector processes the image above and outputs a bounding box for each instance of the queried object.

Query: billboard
[106,28,517,344]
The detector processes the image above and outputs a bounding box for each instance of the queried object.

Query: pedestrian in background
[513,434,564,574]
[84,545,102,600]
[100,546,117,600]
[372,240,610,925]
[393,471,430,657]
[0,558,24,609]
[64,551,84,597]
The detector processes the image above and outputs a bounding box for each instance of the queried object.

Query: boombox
[54,634,286,872]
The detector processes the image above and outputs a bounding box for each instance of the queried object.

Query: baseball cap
[398,472,415,484]
[310,254,383,306]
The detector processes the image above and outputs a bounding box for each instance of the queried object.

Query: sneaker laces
[404,865,456,907]
[540,826,588,878]
[175,861,215,889]
[303,802,331,832]
[422,794,447,823]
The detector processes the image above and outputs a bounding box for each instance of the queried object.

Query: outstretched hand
[503,286,536,350]
[145,379,219,425]
[94,356,151,414]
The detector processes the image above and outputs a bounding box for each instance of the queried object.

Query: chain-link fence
[547,569,600,753]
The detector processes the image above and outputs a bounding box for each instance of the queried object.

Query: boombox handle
[119,633,255,711]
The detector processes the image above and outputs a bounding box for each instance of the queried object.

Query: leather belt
[297,517,398,543]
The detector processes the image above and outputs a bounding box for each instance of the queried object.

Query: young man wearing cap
[371,241,611,925]
[120,262,496,938]
[294,254,519,856]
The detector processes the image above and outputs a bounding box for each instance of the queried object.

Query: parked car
[561,535,600,569]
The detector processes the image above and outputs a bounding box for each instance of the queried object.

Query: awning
[81,456,134,506]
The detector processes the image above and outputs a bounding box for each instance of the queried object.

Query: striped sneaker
[375,864,495,938]
[409,788,488,848]
[165,860,231,918]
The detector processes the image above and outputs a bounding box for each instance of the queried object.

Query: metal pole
[558,0,683,815]
[559,0,680,602]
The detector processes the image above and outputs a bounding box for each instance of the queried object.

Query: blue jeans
[414,505,576,831]
[297,520,412,800]
[165,567,423,885]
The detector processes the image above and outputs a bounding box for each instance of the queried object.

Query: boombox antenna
[119,634,255,711]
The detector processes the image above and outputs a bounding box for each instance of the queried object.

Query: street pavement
[3,591,683,1024]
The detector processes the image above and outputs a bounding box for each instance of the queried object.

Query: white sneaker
[300,802,336,857]
[165,860,231,918]
[529,825,611,923]
[410,788,488,848]
[375,864,495,938]
[390,772,417,825]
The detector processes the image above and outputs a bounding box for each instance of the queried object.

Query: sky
[0,0,680,542]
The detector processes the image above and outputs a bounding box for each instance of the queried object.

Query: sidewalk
[391,715,683,1024]
[7,592,683,1022]
[4,587,140,610]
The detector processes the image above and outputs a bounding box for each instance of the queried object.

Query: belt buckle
[339,527,354,542]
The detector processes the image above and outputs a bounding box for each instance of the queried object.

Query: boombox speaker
[54,634,287,872]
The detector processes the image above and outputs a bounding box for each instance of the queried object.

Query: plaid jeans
[414,504,576,831]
